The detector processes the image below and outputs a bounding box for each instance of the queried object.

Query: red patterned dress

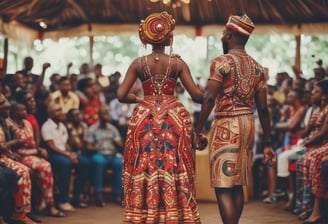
[12,119,55,211]
[123,55,201,223]
[0,119,32,220]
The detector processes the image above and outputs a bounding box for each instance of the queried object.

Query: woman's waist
[140,95,184,111]
[143,95,176,102]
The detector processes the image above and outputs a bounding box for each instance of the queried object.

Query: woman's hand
[38,147,49,159]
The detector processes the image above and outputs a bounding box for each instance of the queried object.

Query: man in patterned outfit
[194,14,275,224]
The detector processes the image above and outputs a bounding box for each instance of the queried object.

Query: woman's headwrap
[139,11,176,45]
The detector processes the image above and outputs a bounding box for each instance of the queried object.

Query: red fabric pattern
[123,96,201,223]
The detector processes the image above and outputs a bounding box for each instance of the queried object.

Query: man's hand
[264,146,276,166]
[192,132,208,151]
[42,62,51,70]
[68,153,78,164]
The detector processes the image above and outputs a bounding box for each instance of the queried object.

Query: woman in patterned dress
[0,94,35,224]
[117,11,205,224]
[10,102,65,218]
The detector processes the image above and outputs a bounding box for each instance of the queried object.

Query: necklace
[152,48,164,62]
[154,53,160,61]
[144,55,172,111]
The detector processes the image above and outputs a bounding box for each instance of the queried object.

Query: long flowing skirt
[123,96,201,224]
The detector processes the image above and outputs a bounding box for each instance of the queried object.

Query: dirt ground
[39,199,302,224]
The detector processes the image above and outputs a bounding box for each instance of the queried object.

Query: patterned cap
[139,11,176,45]
[226,14,255,36]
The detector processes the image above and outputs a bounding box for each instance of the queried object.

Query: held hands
[192,131,208,151]
[263,146,276,166]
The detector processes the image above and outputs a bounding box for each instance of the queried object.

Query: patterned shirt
[88,122,121,156]
[81,96,101,126]
[12,119,36,149]
[209,49,266,117]
[66,121,89,154]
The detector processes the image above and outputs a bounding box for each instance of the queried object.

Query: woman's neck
[152,45,165,53]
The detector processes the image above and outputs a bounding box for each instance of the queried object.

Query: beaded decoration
[144,55,172,110]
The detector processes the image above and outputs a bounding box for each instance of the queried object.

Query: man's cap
[226,14,255,36]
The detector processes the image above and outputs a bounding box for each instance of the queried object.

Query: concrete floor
[39,200,302,224]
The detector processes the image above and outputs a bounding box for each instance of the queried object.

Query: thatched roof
[1,0,328,47]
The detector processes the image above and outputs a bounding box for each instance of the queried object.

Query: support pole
[88,24,94,67]
[293,26,302,79]
[295,35,301,70]
[89,35,94,66]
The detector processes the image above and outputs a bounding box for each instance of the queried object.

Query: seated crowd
[254,61,328,224]
[0,57,129,224]
[0,54,328,224]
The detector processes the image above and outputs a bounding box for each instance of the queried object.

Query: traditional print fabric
[209,49,266,118]
[0,120,32,219]
[207,49,264,187]
[123,55,200,223]
[123,97,200,223]
[207,115,254,187]
[12,119,55,210]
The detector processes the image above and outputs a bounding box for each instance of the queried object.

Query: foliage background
[0,33,327,87]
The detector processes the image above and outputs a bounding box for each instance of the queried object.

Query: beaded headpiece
[139,11,176,45]
[226,14,255,36]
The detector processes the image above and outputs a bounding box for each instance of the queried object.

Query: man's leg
[215,186,244,224]
[0,167,18,221]
[49,154,72,204]
[72,155,89,206]
[89,153,107,206]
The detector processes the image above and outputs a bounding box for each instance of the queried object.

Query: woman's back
[138,53,180,97]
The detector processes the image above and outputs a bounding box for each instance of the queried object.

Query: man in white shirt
[41,104,89,211]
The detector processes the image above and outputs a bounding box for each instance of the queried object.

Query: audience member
[0,94,36,224]
[50,76,80,115]
[78,63,94,80]
[49,73,60,92]
[77,78,101,126]
[34,89,51,127]
[295,79,328,223]
[19,56,39,87]
[103,71,121,104]
[87,104,124,207]
[66,109,89,156]
[10,102,65,218]
[263,89,307,204]
[94,63,109,89]
[41,103,89,211]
